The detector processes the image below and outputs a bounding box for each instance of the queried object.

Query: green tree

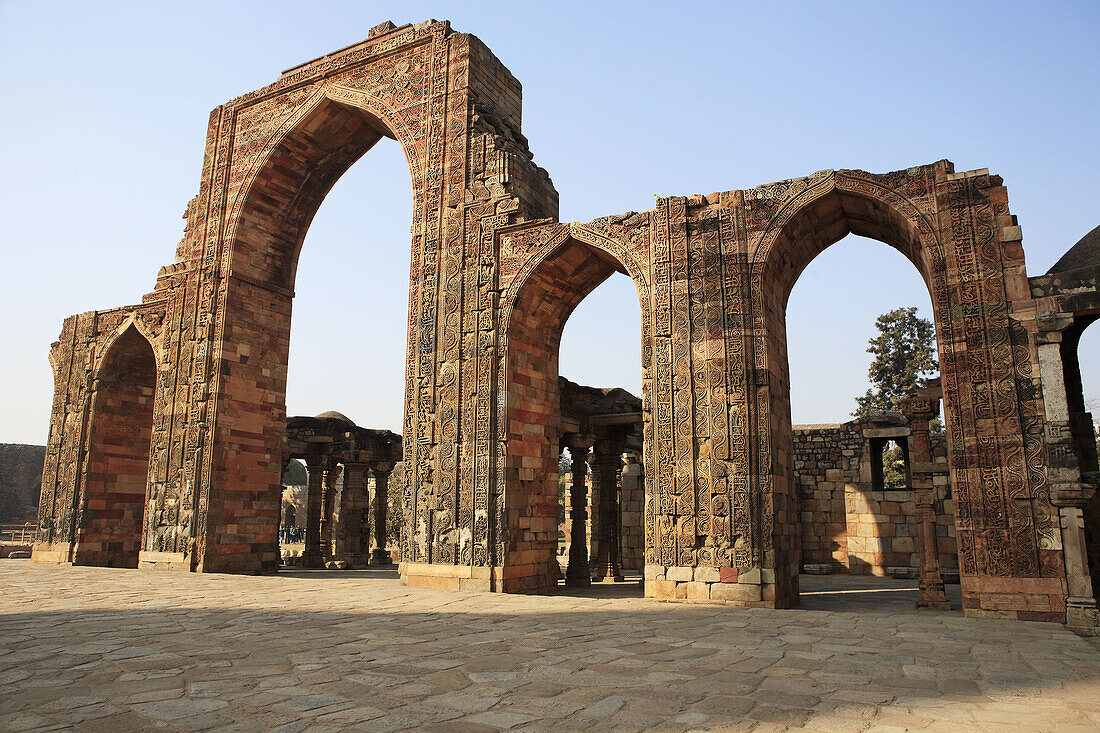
[882,440,908,490]
[854,307,939,416]
[855,308,939,490]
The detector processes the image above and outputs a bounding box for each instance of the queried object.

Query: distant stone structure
[557,376,643,585]
[31,20,1099,628]
[284,412,401,568]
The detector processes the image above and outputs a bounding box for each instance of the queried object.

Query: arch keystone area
[32,22,1099,628]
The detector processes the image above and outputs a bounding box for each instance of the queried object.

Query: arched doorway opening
[503,236,647,593]
[785,236,960,609]
[203,93,420,572]
[755,185,959,609]
[557,274,645,592]
[1059,317,1100,597]
[273,126,412,570]
[73,324,157,568]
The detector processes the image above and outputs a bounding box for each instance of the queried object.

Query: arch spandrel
[747,167,944,295]
[499,221,650,325]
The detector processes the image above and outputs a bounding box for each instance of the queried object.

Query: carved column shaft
[301,459,326,569]
[592,436,624,582]
[319,464,341,561]
[371,465,393,565]
[1037,334,1099,628]
[565,434,593,587]
[904,406,950,610]
[336,463,370,567]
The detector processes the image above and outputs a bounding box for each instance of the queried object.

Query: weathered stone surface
[11,563,1096,730]
[793,414,956,580]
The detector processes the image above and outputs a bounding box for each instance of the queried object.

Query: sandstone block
[712,582,762,603]
[694,566,720,583]
[666,566,693,582]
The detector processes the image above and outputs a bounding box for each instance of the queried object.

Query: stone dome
[313,410,355,425]
[1048,224,1100,274]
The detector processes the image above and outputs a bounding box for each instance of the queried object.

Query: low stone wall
[793,418,957,580]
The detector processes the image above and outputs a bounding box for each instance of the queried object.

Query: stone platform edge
[644,564,780,607]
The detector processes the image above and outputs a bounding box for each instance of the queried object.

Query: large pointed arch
[224,92,420,293]
[497,228,649,592]
[72,324,157,568]
[198,83,425,573]
[747,173,956,608]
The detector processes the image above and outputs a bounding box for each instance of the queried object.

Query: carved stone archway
[33,21,1092,627]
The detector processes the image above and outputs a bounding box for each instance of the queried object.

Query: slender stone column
[902,396,950,609]
[620,450,644,572]
[319,463,341,562]
[1036,327,1099,628]
[565,434,594,587]
[592,435,625,582]
[336,462,370,567]
[301,458,326,569]
[371,463,394,565]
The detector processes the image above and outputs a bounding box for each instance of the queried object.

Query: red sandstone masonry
[31,21,1090,625]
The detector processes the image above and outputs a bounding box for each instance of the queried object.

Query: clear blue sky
[1,1,1097,442]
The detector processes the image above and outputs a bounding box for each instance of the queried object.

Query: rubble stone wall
[793,420,957,580]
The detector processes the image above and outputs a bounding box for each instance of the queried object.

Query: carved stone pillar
[1037,326,1099,628]
[336,462,370,567]
[301,458,326,569]
[565,434,594,587]
[902,396,950,610]
[371,463,394,565]
[592,435,625,582]
[319,463,341,562]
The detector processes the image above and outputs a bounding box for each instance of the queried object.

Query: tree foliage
[854,307,938,417]
[882,440,908,489]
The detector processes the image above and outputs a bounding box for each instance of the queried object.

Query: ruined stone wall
[793,421,956,580]
[794,423,863,572]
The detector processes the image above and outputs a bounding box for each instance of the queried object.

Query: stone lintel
[863,427,911,439]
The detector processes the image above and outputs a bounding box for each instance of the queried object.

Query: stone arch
[748,175,954,606]
[96,314,161,369]
[225,91,420,292]
[498,230,649,592]
[1054,315,1100,602]
[72,324,158,568]
[201,86,424,572]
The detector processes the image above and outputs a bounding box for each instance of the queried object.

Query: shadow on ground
[0,562,1097,732]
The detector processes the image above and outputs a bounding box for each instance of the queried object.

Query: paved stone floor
[1,562,1098,732]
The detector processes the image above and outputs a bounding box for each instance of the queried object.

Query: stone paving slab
[1,562,1098,732]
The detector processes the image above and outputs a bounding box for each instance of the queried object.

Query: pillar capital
[1034,311,1075,341]
[563,432,595,456]
[371,461,395,476]
[1050,478,1098,509]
